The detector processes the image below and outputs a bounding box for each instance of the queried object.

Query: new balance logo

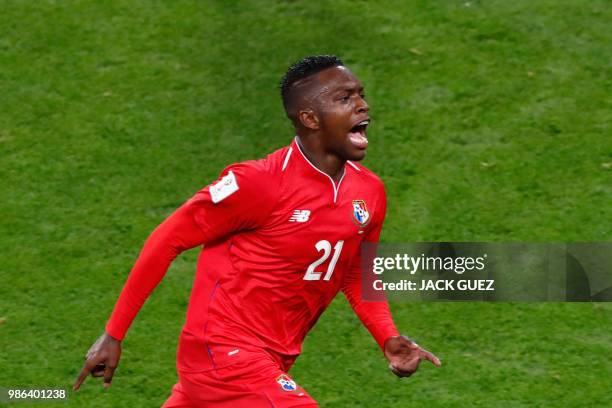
[289,209,311,223]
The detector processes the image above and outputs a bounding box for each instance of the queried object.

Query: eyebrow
[332,85,364,94]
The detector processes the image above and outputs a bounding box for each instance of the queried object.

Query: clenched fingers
[389,360,419,377]
[103,365,116,388]
[91,363,106,377]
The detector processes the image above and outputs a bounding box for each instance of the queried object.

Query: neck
[296,136,345,183]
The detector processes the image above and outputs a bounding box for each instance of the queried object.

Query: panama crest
[276,374,297,392]
[352,200,370,227]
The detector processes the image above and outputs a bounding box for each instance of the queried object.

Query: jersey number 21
[303,240,344,281]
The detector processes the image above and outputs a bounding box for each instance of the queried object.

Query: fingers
[74,353,111,389]
[103,365,116,389]
[419,348,442,367]
[389,363,412,378]
[91,363,106,377]
[75,333,123,391]
[74,360,116,389]
[73,359,96,390]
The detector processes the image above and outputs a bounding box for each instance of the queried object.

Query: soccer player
[73,55,441,407]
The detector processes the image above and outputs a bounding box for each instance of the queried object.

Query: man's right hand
[73,332,122,390]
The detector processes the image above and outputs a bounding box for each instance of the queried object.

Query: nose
[356,95,369,114]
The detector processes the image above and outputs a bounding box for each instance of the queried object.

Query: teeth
[357,120,370,126]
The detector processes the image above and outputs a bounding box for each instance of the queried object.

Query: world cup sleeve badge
[352,199,371,227]
[209,170,239,203]
[276,374,298,392]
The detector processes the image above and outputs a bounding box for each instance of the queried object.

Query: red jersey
[106,138,398,373]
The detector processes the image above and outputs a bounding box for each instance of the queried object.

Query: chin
[346,149,367,161]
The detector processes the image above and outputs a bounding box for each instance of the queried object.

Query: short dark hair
[280,55,344,119]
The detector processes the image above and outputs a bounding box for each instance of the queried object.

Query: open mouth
[348,119,370,149]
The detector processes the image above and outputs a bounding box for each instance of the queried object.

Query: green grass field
[1,0,611,406]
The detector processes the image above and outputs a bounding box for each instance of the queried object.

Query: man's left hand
[384,335,441,378]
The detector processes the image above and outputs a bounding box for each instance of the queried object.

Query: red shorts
[162,350,318,408]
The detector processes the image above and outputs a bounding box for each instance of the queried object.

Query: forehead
[311,66,363,93]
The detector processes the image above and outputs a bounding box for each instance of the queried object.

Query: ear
[298,109,320,130]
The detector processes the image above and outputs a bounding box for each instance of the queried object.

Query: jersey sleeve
[187,161,279,243]
[342,184,399,350]
[105,161,278,340]
[105,202,207,340]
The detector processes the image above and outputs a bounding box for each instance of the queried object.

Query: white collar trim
[294,136,346,203]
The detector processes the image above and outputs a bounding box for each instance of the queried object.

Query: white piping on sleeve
[281,147,293,171]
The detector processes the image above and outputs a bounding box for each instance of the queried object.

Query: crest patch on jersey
[209,170,239,203]
[276,374,297,392]
[352,200,371,227]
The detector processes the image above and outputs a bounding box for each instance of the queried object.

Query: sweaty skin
[73,65,441,391]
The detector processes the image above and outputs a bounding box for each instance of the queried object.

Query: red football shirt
[106,138,398,373]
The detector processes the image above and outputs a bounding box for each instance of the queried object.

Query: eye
[338,95,350,102]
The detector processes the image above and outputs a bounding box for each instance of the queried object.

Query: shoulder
[222,145,289,181]
[346,160,386,197]
[212,145,288,203]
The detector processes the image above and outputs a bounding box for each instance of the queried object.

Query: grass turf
[0,0,610,406]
